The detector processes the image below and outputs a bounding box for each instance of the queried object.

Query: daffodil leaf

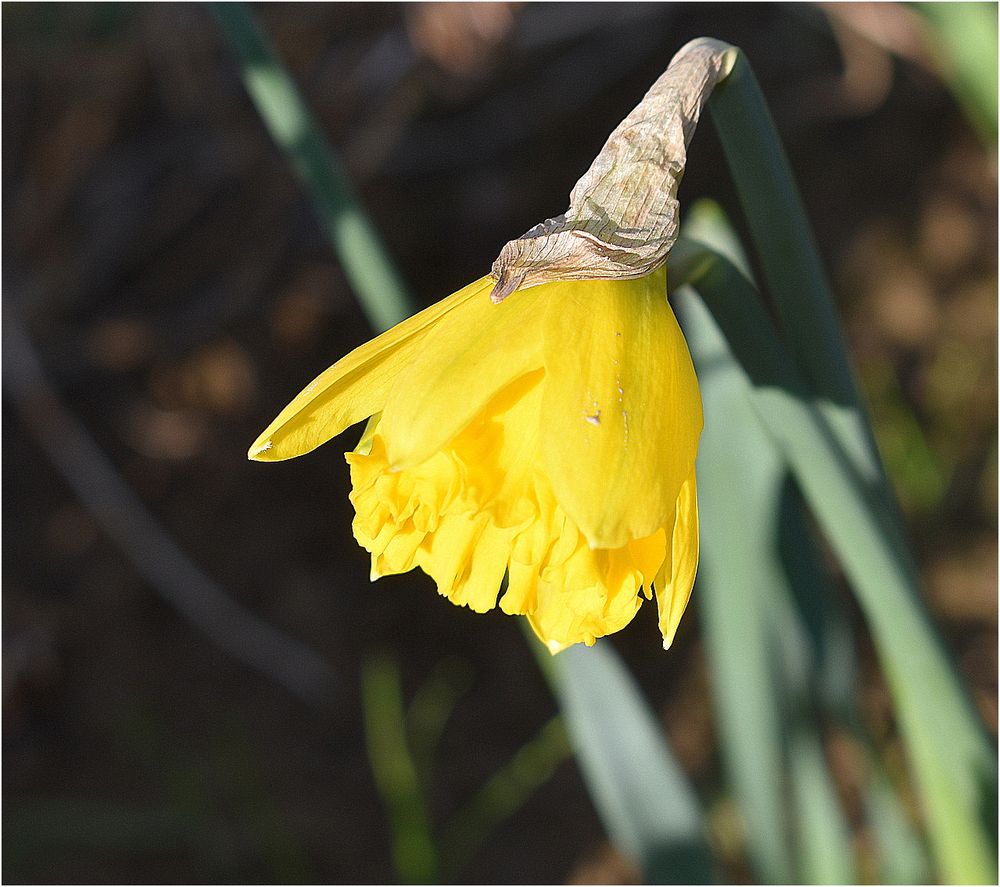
[213,2,413,334]
[678,231,857,882]
[865,768,931,884]
[680,283,795,883]
[677,242,997,885]
[541,640,715,884]
[679,202,931,884]
[788,728,856,884]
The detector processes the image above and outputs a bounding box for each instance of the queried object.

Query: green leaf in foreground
[539,641,715,884]
[679,231,857,882]
[672,239,997,884]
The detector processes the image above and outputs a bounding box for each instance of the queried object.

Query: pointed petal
[378,284,546,469]
[655,466,699,649]
[248,276,493,461]
[540,268,702,548]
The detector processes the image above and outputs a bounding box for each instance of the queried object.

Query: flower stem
[707,49,899,511]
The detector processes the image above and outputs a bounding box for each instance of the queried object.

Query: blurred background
[3,2,996,883]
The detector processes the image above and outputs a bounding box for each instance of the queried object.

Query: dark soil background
[4,3,996,883]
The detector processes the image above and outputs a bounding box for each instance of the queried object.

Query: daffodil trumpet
[249,37,736,651]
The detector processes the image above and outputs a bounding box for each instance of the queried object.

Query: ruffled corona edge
[347,370,697,652]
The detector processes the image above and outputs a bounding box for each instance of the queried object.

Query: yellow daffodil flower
[249,266,702,652]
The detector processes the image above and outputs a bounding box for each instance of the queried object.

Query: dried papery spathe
[490,37,737,302]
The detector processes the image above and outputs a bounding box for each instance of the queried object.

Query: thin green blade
[212,2,413,332]
[680,284,793,883]
[680,272,858,884]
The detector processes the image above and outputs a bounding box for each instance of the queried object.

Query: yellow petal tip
[248,438,273,460]
[661,624,680,650]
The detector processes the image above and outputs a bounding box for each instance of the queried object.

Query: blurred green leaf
[360,655,438,884]
[788,728,856,884]
[865,767,931,884]
[539,641,716,884]
[440,716,571,876]
[696,54,964,879]
[680,286,794,883]
[677,211,858,881]
[916,2,998,143]
[212,2,414,332]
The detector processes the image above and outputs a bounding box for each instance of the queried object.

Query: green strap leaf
[539,641,715,884]
[787,727,856,885]
[682,287,794,883]
[673,240,997,884]
[678,217,857,880]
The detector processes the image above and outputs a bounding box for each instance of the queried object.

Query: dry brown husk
[490,37,737,302]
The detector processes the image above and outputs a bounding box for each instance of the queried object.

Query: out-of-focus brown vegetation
[3,3,995,883]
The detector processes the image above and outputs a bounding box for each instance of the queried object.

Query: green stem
[439,716,571,877]
[707,50,892,500]
[360,656,438,883]
[212,2,414,332]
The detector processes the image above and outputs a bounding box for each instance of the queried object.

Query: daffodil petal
[444,521,511,613]
[378,284,546,469]
[527,558,643,652]
[627,527,668,599]
[655,465,699,649]
[248,276,494,461]
[540,267,702,548]
[415,514,506,613]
